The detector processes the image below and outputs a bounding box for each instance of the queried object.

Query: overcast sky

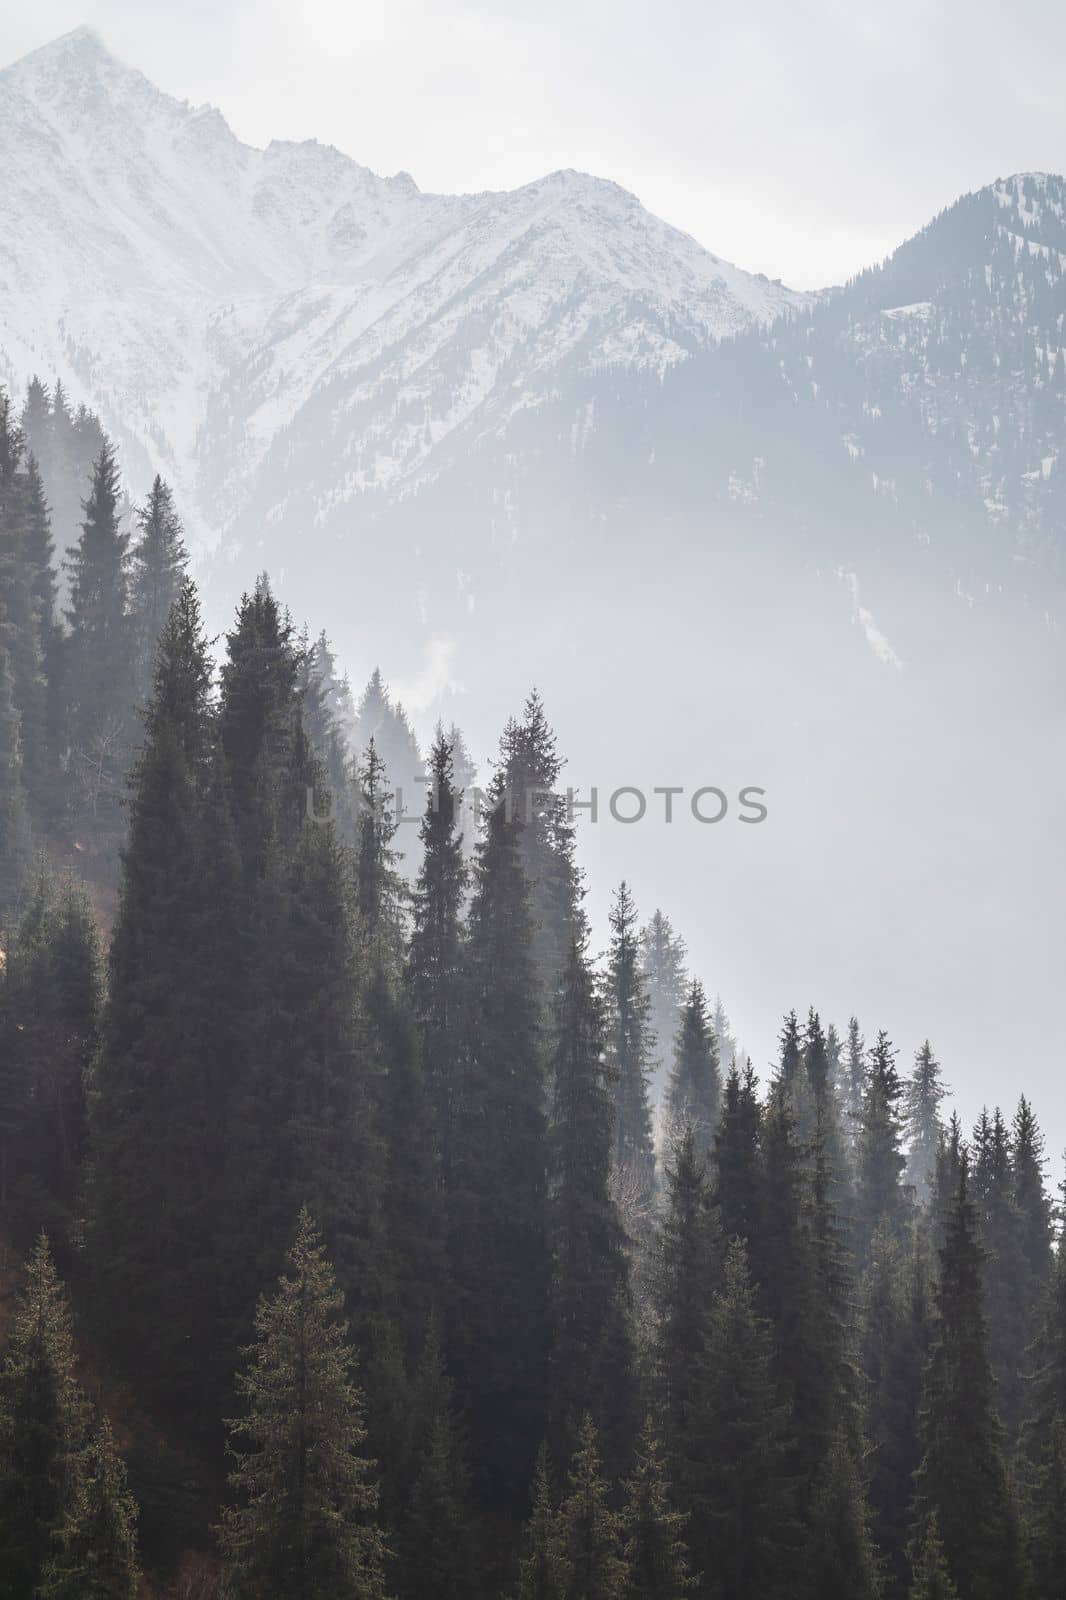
[3,0,1065,287]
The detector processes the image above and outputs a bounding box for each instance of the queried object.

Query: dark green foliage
[128,475,188,708]
[352,667,423,842]
[1020,1234,1066,1598]
[89,580,222,1429]
[619,1422,694,1600]
[396,1321,476,1600]
[712,1058,763,1249]
[556,1416,629,1600]
[856,1031,908,1260]
[903,1043,947,1199]
[63,442,133,847]
[0,630,31,914]
[514,1447,567,1600]
[42,1417,140,1600]
[0,863,101,1252]
[548,940,635,1464]
[666,980,720,1158]
[219,1211,388,1600]
[912,1161,1023,1600]
[448,788,548,1513]
[651,1128,721,1477]
[407,731,468,1197]
[802,1431,883,1600]
[971,1107,1029,1439]
[682,1240,799,1600]
[604,882,654,1203]
[218,575,316,868]
[638,909,688,1106]
[861,1227,931,1598]
[907,1516,959,1600]
[0,1236,89,1600]
[496,690,585,998]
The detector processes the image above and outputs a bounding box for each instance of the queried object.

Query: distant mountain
[0,26,803,563]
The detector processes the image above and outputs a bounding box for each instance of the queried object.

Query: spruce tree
[844,1016,866,1152]
[861,1226,931,1598]
[1011,1096,1054,1336]
[972,1107,1028,1440]
[0,1235,89,1600]
[63,441,133,843]
[219,1211,388,1600]
[712,1059,763,1250]
[557,1416,629,1600]
[912,1161,1022,1600]
[903,1042,947,1199]
[0,863,100,1250]
[128,475,188,707]
[651,1128,721,1480]
[398,1320,476,1600]
[218,575,314,869]
[666,979,720,1158]
[448,786,548,1514]
[619,1422,694,1599]
[856,1031,908,1260]
[548,939,635,1466]
[802,1430,883,1600]
[42,1417,140,1600]
[907,1517,959,1600]
[638,909,688,1108]
[604,881,655,1205]
[683,1239,799,1600]
[89,580,222,1431]
[0,631,31,914]
[514,1447,567,1600]
[407,730,468,1198]
[496,690,585,999]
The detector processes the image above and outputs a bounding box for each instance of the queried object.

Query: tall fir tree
[912,1160,1023,1600]
[63,441,133,846]
[547,939,635,1467]
[0,1236,89,1600]
[802,1430,883,1600]
[219,1211,388,1600]
[41,1417,140,1600]
[406,730,468,1200]
[496,690,585,1000]
[128,475,188,709]
[638,909,688,1110]
[619,1423,694,1600]
[666,980,721,1158]
[89,580,223,1432]
[861,1225,932,1600]
[514,1446,567,1600]
[556,1416,629,1600]
[604,882,655,1204]
[0,862,100,1251]
[448,786,548,1514]
[903,1043,947,1200]
[682,1239,800,1600]
[971,1107,1029,1440]
[650,1128,722,1485]
[907,1516,960,1600]
[856,1031,908,1261]
[397,1319,477,1600]
[712,1058,764,1250]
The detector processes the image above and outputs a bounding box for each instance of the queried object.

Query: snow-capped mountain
[0,26,804,554]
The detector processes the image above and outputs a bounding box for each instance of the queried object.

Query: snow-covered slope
[0,26,805,547]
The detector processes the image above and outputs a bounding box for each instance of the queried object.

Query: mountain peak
[7,24,113,74]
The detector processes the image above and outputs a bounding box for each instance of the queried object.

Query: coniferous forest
[1,379,1065,1600]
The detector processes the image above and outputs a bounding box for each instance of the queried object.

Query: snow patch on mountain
[0,27,807,550]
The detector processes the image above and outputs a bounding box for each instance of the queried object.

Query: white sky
[2,0,1064,287]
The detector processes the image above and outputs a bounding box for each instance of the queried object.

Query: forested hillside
[0,380,1064,1599]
